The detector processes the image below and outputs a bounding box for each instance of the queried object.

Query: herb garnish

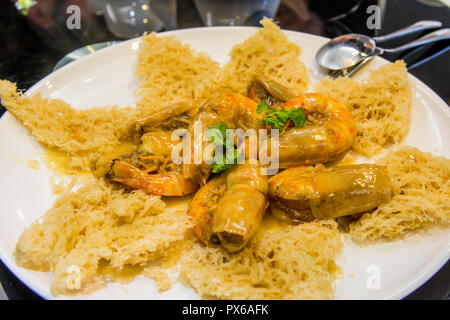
[206,122,243,173]
[256,101,306,130]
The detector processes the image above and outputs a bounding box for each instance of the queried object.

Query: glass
[194,0,281,26]
[103,0,177,39]
[87,0,106,15]
[148,0,177,30]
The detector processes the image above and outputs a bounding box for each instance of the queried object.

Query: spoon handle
[327,55,375,79]
[373,20,442,43]
[381,28,450,54]
[407,46,450,71]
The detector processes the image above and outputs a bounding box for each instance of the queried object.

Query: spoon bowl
[316,34,378,70]
[315,20,443,72]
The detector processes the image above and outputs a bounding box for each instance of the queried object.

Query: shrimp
[268,164,392,223]
[140,128,180,157]
[260,93,356,168]
[107,91,259,195]
[107,128,198,196]
[248,75,294,107]
[135,100,200,129]
[109,160,197,196]
[108,89,355,198]
[187,164,268,252]
[182,90,260,185]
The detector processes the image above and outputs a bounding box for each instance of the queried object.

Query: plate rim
[0,26,449,300]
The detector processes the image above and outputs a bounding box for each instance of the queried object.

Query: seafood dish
[0,18,448,299]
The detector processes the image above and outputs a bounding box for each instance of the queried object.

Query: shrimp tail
[110,160,198,196]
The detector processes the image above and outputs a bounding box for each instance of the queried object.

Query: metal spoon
[316,20,442,71]
[327,28,450,79]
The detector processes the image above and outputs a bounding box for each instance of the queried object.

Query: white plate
[0,27,449,300]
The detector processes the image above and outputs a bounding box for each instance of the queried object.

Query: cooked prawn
[107,91,260,195]
[187,164,268,252]
[268,164,392,222]
[261,93,356,168]
[248,75,293,106]
[107,127,197,196]
[182,90,260,185]
[109,160,197,196]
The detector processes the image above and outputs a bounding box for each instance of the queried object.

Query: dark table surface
[0,0,449,300]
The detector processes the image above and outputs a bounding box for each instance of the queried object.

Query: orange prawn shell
[110,160,198,196]
[204,91,260,129]
[283,93,356,156]
[268,165,324,200]
[187,175,227,243]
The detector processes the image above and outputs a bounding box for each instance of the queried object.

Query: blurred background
[0,0,449,300]
[0,0,448,99]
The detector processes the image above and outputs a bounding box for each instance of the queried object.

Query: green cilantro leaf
[206,122,227,146]
[260,116,284,130]
[256,102,306,131]
[207,122,243,173]
[289,107,306,128]
[210,149,243,173]
[256,101,269,114]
